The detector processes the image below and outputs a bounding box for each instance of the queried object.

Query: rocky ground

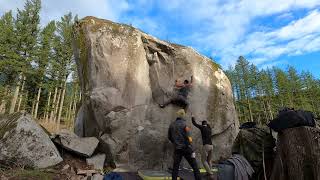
[0,152,105,180]
[0,113,111,180]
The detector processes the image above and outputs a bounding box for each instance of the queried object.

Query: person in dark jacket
[168,109,201,180]
[160,76,193,111]
[192,116,213,175]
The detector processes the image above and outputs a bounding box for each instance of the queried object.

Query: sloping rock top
[53,129,99,157]
[0,113,63,168]
[73,16,239,170]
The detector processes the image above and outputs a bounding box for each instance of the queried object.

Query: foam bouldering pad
[139,168,218,180]
[138,170,173,180]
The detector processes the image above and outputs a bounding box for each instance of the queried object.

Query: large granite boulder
[0,113,63,168]
[73,16,239,170]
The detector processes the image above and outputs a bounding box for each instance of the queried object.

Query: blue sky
[1,0,320,78]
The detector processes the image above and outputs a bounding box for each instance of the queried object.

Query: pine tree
[54,12,75,129]
[9,0,41,114]
[0,11,19,114]
[33,21,56,119]
[235,56,254,122]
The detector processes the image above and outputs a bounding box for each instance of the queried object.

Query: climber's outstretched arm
[192,116,201,129]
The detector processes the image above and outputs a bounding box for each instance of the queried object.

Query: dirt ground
[0,152,95,180]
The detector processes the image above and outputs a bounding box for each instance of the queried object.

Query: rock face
[73,16,239,170]
[0,113,63,168]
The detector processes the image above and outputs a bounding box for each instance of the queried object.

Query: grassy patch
[1,169,53,180]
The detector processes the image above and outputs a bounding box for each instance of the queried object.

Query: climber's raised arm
[192,116,201,129]
[188,75,194,87]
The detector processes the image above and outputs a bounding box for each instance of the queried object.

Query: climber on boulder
[159,75,193,111]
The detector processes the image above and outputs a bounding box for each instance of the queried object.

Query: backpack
[268,108,316,132]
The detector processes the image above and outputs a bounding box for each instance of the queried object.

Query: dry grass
[39,121,73,134]
[39,121,59,134]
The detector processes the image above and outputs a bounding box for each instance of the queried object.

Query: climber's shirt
[178,86,191,98]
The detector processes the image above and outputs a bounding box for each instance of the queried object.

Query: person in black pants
[168,109,201,180]
[192,116,214,175]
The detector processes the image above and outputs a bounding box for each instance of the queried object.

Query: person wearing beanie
[168,109,201,180]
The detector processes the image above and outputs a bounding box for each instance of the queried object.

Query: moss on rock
[0,113,22,139]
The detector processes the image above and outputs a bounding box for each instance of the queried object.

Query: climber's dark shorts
[164,95,189,110]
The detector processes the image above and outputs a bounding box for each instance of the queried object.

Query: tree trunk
[66,97,73,126]
[17,76,26,112]
[71,95,77,126]
[23,92,28,112]
[9,74,23,114]
[270,127,320,180]
[34,83,42,119]
[57,79,67,130]
[262,99,268,121]
[0,99,6,114]
[267,100,274,120]
[0,86,9,114]
[31,99,35,117]
[45,91,52,123]
[247,98,254,122]
[49,87,58,123]
[54,85,62,123]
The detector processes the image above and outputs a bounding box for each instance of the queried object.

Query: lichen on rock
[0,113,63,168]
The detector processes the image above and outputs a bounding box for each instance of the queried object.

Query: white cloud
[276,12,294,21]
[1,0,320,69]
[43,0,130,24]
[273,10,320,40]
[236,10,320,65]
[0,0,130,25]
[154,0,320,67]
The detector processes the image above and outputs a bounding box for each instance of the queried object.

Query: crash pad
[199,168,218,173]
[138,170,174,180]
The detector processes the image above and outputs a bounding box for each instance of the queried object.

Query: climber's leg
[160,96,189,111]
[175,96,189,112]
[159,98,174,108]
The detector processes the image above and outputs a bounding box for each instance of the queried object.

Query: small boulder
[53,129,99,157]
[86,154,106,170]
[0,113,63,168]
